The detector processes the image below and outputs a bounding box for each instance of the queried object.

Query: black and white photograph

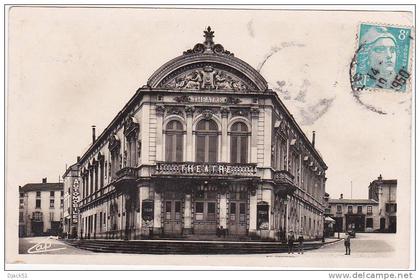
[4,4,415,274]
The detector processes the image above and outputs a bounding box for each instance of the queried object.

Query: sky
[7,7,413,200]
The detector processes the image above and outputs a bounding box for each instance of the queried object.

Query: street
[19,233,399,268]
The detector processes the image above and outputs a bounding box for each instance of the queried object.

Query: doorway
[193,191,217,235]
[228,192,248,235]
[163,192,183,236]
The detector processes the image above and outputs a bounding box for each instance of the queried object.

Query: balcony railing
[273,170,295,186]
[116,166,138,180]
[155,162,258,177]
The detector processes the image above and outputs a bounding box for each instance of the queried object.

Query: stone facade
[19,179,63,237]
[74,27,328,241]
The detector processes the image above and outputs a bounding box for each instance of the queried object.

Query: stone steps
[65,239,326,254]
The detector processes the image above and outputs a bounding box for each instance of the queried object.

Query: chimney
[340,193,343,199]
[378,174,383,181]
[77,156,81,162]
[92,125,96,143]
[312,131,316,147]
[42,177,47,183]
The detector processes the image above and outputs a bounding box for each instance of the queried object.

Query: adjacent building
[73,27,328,241]
[62,162,81,238]
[327,175,397,233]
[328,195,379,233]
[368,175,397,233]
[18,178,64,237]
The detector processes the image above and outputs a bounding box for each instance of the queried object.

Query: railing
[116,167,138,180]
[273,170,295,186]
[155,161,258,177]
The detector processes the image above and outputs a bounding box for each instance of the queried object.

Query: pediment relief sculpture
[163,65,249,91]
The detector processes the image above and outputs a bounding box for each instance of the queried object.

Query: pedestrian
[344,233,351,255]
[297,233,304,254]
[288,232,295,254]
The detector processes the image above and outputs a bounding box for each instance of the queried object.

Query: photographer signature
[27,236,67,254]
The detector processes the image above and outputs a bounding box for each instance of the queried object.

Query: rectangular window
[60,191,64,197]
[19,212,24,222]
[207,202,216,214]
[176,135,183,162]
[36,199,41,208]
[33,212,42,221]
[336,205,342,213]
[208,135,218,162]
[195,136,205,162]
[50,199,55,208]
[49,212,54,221]
[367,206,372,214]
[195,202,204,213]
[175,201,181,213]
[195,202,204,221]
[60,199,64,208]
[20,192,24,198]
[50,191,54,197]
[230,203,236,214]
[230,135,238,163]
[19,198,24,209]
[348,206,353,214]
[366,218,373,228]
[357,206,363,213]
[239,203,246,214]
[36,191,41,197]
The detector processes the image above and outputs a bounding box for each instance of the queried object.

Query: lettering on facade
[173,95,242,104]
[155,162,257,176]
[72,179,80,224]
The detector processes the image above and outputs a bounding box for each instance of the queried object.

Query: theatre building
[76,27,328,241]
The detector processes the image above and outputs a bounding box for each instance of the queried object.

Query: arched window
[195,119,218,162]
[230,122,249,163]
[165,120,184,162]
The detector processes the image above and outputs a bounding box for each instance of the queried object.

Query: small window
[208,202,215,214]
[175,201,181,213]
[367,206,372,214]
[36,191,41,197]
[35,199,41,208]
[195,202,204,213]
[348,206,353,214]
[60,191,64,197]
[336,205,342,213]
[357,206,363,213]
[60,199,64,208]
[19,192,24,198]
[50,191,55,197]
[49,212,54,221]
[239,203,246,214]
[50,199,55,208]
[230,203,236,214]
[33,212,42,221]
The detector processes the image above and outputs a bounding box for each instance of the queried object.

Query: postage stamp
[352,23,412,92]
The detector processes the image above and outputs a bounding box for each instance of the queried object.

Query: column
[250,108,259,163]
[219,193,227,229]
[153,192,162,234]
[185,106,194,161]
[155,105,164,162]
[249,191,257,234]
[183,194,192,234]
[285,196,289,241]
[220,107,229,162]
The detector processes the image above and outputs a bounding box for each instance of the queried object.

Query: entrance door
[380,217,386,231]
[193,191,217,235]
[389,216,396,233]
[163,194,183,236]
[228,192,248,235]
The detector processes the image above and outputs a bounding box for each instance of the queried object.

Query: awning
[325,216,336,223]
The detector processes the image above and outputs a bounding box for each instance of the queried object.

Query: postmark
[351,23,412,92]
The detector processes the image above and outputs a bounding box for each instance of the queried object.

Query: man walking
[288,231,295,254]
[344,233,351,255]
[297,232,304,254]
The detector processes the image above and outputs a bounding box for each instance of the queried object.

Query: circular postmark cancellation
[350,23,413,114]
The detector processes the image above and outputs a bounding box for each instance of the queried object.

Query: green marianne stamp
[352,23,412,92]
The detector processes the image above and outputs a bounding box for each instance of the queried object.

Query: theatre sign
[155,162,258,177]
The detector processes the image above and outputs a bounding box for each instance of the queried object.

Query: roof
[328,199,378,204]
[20,183,63,193]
